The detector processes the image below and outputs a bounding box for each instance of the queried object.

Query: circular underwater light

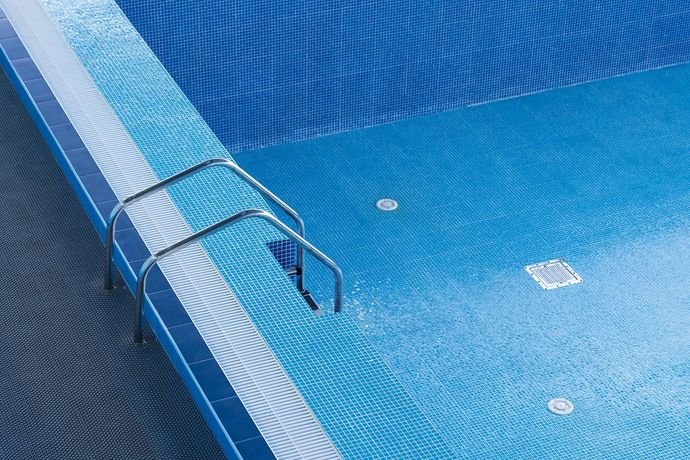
[547,398,574,415]
[376,198,398,211]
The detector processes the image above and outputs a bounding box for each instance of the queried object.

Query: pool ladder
[103,158,343,344]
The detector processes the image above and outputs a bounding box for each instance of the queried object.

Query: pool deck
[0,58,225,460]
[235,63,690,459]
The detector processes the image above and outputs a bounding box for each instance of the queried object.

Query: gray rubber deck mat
[0,67,225,459]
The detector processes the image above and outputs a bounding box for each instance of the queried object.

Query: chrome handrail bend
[132,209,342,343]
[104,158,306,291]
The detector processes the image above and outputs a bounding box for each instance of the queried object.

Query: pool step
[300,289,322,313]
[267,239,324,314]
[267,239,298,272]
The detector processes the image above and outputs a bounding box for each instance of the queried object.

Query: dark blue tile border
[0,37,28,60]
[51,122,85,152]
[138,264,172,294]
[169,323,214,364]
[235,437,274,460]
[65,147,100,176]
[95,199,133,229]
[190,359,236,402]
[0,18,13,40]
[212,397,261,442]
[148,289,191,327]
[116,227,151,263]
[12,57,41,81]
[37,99,70,126]
[0,13,272,459]
[24,78,53,103]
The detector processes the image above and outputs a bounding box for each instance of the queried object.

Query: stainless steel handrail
[104,158,306,291]
[132,208,343,343]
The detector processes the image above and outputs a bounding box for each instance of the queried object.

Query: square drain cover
[525,259,582,290]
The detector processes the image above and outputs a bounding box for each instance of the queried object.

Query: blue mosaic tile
[115,1,690,152]
[233,63,690,459]
[266,239,296,272]
[42,1,456,458]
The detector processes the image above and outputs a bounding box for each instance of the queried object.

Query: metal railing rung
[132,208,343,344]
[102,158,343,344]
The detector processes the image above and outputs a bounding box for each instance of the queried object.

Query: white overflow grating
[3,2,340,458]
[525,259,583,290]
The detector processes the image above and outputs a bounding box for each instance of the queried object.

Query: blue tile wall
[115,0,690,152]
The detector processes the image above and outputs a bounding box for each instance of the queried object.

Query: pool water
[234,64,690,458]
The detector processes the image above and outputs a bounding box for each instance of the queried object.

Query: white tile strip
[1,1,340,458]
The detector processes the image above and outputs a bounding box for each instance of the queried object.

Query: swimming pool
[234,65,690,458]
[3,1,690,458]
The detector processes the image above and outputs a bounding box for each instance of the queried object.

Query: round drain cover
[548,398,573,415]
[376,198,398,211]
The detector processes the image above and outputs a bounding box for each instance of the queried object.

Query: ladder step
[300,290,323,315]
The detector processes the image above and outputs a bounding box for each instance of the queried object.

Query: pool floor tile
[234,62,690,459]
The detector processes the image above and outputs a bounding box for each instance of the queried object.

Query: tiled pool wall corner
[114,1,690,152]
